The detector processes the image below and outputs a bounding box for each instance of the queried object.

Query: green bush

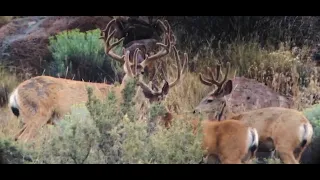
[30,78,203,164]
[0,138,31,164]
[300,105,320,164]
[48,28,123,83]
[303,104,320,137]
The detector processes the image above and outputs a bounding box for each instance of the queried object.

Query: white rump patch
[8,88,19,109]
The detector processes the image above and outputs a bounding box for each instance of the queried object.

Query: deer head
[193,62,232,119]
[109,16,168,47]
[136,45,188,104]
[100,18,173,84]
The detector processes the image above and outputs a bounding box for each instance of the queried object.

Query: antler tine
[215,64,221,81]
[180,50,189,74]
[101,18,115,33]
[133,48,140,76]
[163,20,176,46]
[140,33,172,68]
[168,46,186,88]
[124,50,133,77]
[140,20,173,68]
[199,62,230,88]
[199,66,215,86]
[215,62,230,87]
[199,72,214,86]
[100,18,125,63]
[157,19,170,37]
[159,19,175,47]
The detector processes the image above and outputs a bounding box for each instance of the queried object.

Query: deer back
[225,76,294,115]
[229,107,310,143]
[12,76,117,121]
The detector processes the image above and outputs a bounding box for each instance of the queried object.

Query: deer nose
[193,110,197,114]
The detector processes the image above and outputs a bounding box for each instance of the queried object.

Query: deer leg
[14,124,27,141]
[219,152,245,164]
[207,154,220,164]
[293,146,307,163]
[277,150,299,164]
[15,112,53,143]
[219,157,242,164]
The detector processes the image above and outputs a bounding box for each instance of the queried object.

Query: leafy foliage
[303,104,320,137]
[300,105,320,164]
[48,29,123,83]
[0,138,31,164]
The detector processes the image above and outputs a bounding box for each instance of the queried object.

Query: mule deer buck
[136,45,188,128]
[9,24,175,143]
[107,16,165,48]
[191,119,259,164]
[102,17,175,82]
[193,62,313,164]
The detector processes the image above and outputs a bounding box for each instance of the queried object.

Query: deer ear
[152,82,160,91]
[219,80,233,96]
[162,81,170,95]
[213,80,233,97]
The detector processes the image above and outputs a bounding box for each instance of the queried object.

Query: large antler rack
[138,45,188,95]
[100,18,175,68]
[199,62,231,92]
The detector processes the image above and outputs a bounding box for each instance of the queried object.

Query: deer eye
[207,98,214,103]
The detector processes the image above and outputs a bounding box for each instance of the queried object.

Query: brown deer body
[9,76,121,123]
[229,107,313,164]
[191,119,259,164]
[193,63,313,164]
[9,51,136,143]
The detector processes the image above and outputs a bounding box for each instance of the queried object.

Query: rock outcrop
[0,16,112,78]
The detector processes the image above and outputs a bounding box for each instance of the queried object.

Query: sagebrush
[48,28,123,83]
[26,78,203,164]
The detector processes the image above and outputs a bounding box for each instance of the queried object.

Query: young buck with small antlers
[191,118,259,164]
[9,21,175,143]
[193,62,313,164]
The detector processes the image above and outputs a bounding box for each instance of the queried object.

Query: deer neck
[209,103,236,121]
[84,81,123,103]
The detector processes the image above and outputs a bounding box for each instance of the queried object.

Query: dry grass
[0,108,20,138]
[0,16,14,27]
[0,67,22,141]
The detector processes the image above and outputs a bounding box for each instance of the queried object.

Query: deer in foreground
[193,62,313,164]
[9,51,137,143]
[190,118,259,164]
[9,22,175,143]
